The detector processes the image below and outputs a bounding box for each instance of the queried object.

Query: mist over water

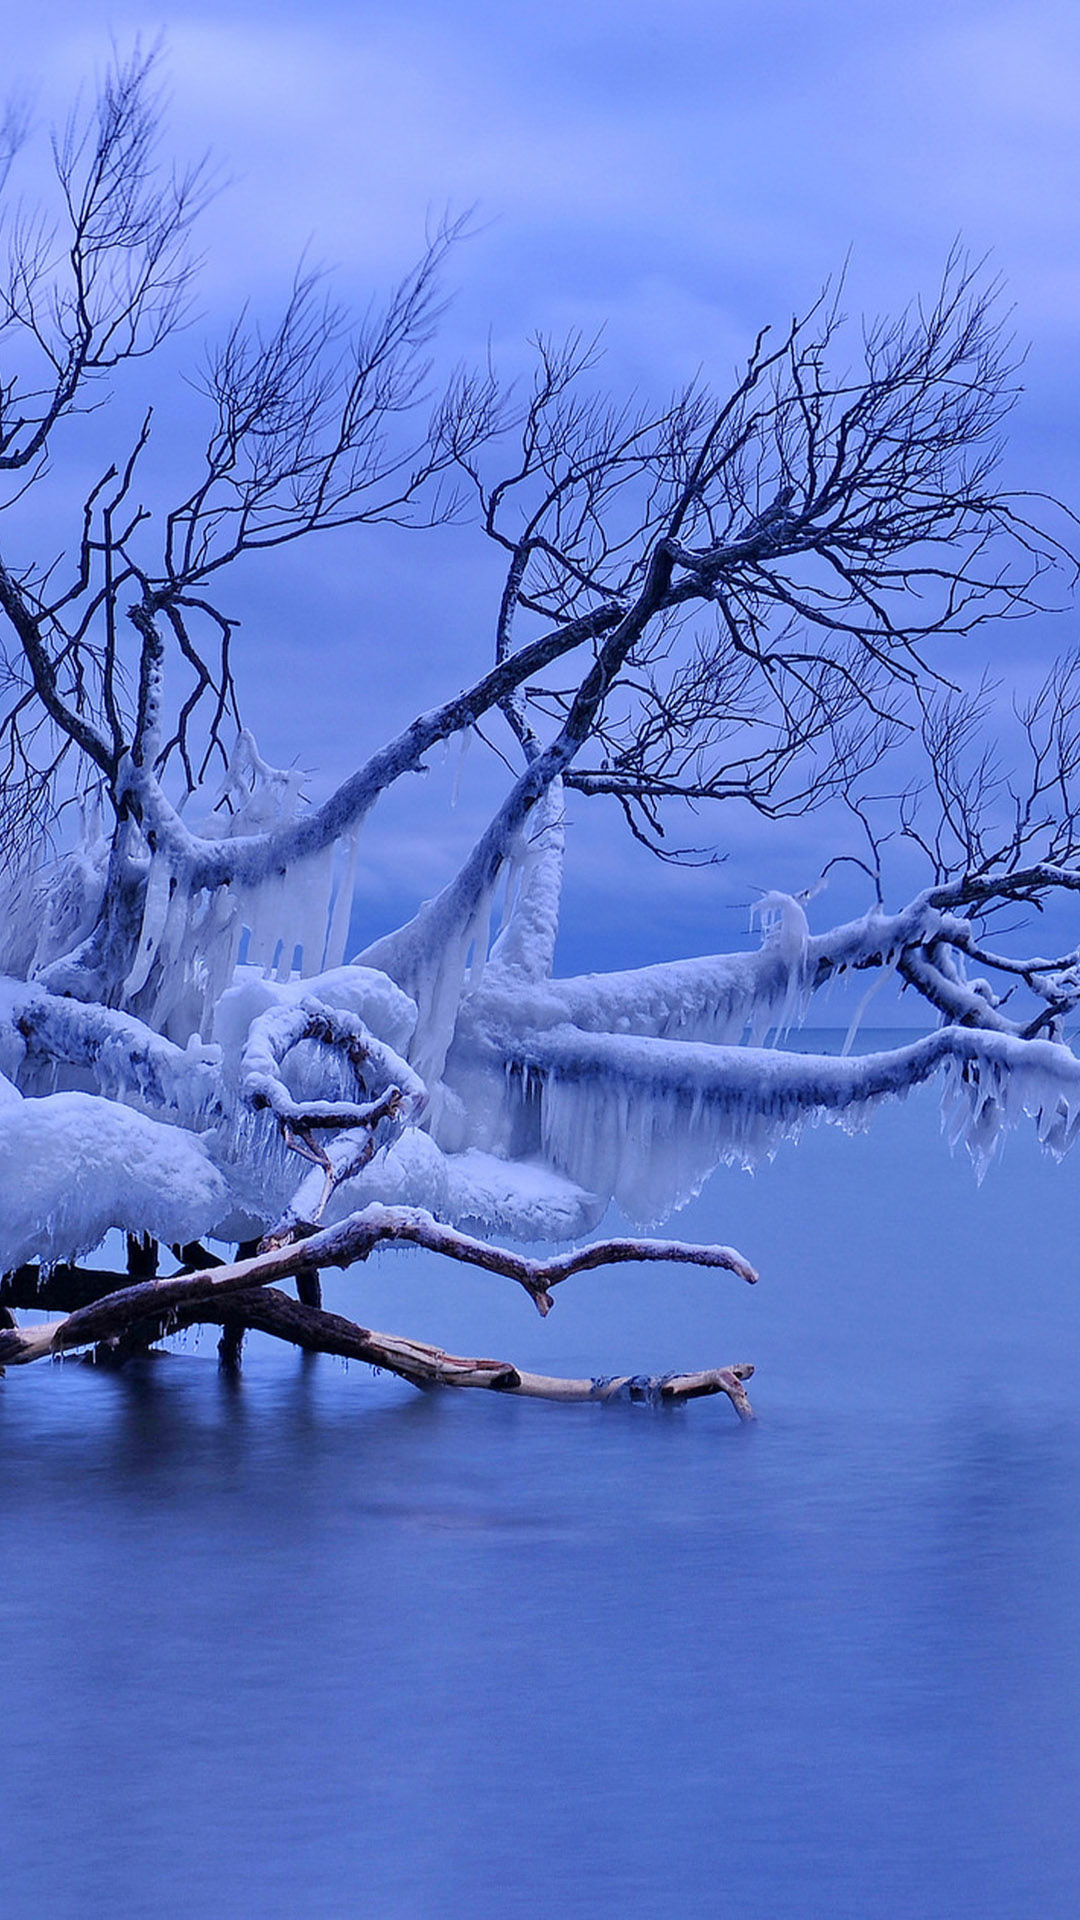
[2,1036,1079,1918]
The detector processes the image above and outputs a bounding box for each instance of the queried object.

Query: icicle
[0,797,110,985]
[123,850,176,999]
[450,727,471,809]
[746,891,811,1043]
[488,782,565,981]
[139,873,197,1033]
[289,842,336,976]
[466,887,494,993]
[395,868,500,1083]
[323,831,359,972]
[841,958,897,1057]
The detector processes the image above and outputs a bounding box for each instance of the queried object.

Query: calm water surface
[2,1045,1078,1917]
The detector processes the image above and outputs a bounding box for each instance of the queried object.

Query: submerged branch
[170,1287,756,1416]
[0,1254,756,1419]
[0,1203,757,1359]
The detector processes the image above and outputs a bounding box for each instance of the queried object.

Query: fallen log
[0,1209,758,1420]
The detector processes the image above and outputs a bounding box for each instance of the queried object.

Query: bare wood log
[166,1287,757,1419]
[518,1365,756,1417]
[279,1206,759,1316]
[0,1204,757,1367]
[0,1259,755,1416]
[0,1209,758,1418]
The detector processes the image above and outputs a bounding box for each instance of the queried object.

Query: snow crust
[0,1091,229,1271]
[306,1129,600,1242]
[3,733,1080,1269]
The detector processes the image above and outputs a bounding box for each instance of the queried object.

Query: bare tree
[1,51,1079,1410]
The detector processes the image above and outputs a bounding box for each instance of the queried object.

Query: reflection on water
[2,1058,1079,1918]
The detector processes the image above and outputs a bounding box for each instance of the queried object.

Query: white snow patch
[0,1092,230,1270]
[213,963,417,1063]
[311,1127,601,1242]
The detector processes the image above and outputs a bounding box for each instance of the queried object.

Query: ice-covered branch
[240,998,425,1130]
[496,873,1080,1058]
[12,983,223,1121]
[236,997,428,1224]
[483,1021,1080,1218]
[895,945,1015,1033]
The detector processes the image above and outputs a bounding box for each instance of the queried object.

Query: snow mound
[213,963,417,1062]
[0,1092,230,1271]
[310,1128,602,1242]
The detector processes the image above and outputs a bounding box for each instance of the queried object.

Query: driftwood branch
[0,1210,758,1419]
[169,1287,756,1418]
[0,1204,756,1364]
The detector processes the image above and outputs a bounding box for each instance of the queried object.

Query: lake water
[2,1036,1079,1917]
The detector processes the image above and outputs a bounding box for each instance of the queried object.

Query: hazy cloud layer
[5,2,1080,965]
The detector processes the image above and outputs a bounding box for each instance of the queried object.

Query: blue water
[2,1044,1079,1917]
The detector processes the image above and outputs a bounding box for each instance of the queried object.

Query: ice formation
[2,744,1080,1272]
[0,1091,229,1270]
[0,795,110,983]
[2,735,366,1045]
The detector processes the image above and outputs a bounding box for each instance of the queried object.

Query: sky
[5,1,1080,975]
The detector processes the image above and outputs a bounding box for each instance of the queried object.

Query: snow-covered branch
[240,998,425,1131]
[12,982,223,1121]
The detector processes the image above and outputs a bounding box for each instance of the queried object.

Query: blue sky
[7,2,1080,972]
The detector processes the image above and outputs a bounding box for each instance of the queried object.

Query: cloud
[5,0,1080,957]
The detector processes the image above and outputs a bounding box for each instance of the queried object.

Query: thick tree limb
[118,603,627,890]
[166,1287,757,1417]
[0,1251,756,1420]
[0,1203,757,1365]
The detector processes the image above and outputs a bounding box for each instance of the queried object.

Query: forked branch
[0,1204,757,1358]
[0,1216,758,1419]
